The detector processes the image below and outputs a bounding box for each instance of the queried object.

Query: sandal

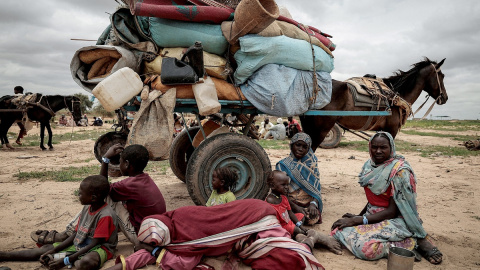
[416,236,443,265]
[30,230,58,245]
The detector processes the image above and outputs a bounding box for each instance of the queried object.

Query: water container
[192,76,221,116]
[92,67,143,112]
[182,41,205,78]
[387,246,415,270]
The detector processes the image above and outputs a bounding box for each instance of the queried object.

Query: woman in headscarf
[330,132,443,264]
[276,133,322,225]
[105,199,324,270]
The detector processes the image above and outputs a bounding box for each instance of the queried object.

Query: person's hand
[104,143,124,159]
[331,217,358,231]
[39,250,54,266]
[341,213,357,218]
[48,258,67,270]
[306,204,319,219]
[299,225,308,234]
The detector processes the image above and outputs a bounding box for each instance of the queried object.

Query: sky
[1,0,479,119]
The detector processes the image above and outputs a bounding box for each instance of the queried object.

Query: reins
[412,63,445,120]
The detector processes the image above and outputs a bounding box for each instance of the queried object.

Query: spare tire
[169,126,200,182]
[319,124,342,149]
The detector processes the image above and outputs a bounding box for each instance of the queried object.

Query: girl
[206,167,237,206]
[265,170,308,237]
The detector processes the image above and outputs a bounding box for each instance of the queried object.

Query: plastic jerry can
[192,76,221,116]
[92,67,143,112]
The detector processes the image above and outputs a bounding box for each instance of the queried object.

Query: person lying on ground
[276,133,323,225]
[0,175,118,270]
[331,131,443,264]
[206,167,237,207]
[104,199,328,270]
[31,144,166,247]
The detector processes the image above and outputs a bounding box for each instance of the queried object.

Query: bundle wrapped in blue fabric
[234,35,334,85]
[136,17,228,55]
[240,64,332,116]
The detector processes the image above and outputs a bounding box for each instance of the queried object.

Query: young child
[265,170,308,237]
[206,167,238,206]
[0,175,118,269]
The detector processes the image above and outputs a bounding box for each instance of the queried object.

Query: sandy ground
[0,124,479,270]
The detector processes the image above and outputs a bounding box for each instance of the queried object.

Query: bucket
[387,246,415,270]
[92,67,143,112]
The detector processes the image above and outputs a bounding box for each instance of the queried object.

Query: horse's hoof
[41,148,47,151]
[48,148,54,151]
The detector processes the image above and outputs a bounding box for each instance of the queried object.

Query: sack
[127,88,176,160]
[160,58,198,85]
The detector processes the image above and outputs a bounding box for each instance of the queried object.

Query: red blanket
[278,15,336,51]
[130,0,234,23]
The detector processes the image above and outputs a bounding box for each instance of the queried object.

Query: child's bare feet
[307,229,343,255]
[295,234,314,251]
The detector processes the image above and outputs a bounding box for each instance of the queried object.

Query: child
[265,170,308,237]
[206,167,237,206]
[0,175,118,269]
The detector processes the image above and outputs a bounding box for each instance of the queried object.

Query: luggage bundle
[70,0,336,158]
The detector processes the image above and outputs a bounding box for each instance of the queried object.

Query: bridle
[64,96,82,120]
[412,63,446,119]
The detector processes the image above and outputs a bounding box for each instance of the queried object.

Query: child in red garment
[265,170,308,237]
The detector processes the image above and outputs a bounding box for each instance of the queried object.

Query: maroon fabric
[148,199,275,242]
[277,15,336,51]
[110,173,166,233]
[131,0,234,23]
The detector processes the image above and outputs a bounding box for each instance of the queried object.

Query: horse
[300,57,448,151]
[0,95,82,150]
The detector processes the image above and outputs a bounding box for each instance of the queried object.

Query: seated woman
[276,133,322,225]
[105,199,324,270]
[331,132,443,264]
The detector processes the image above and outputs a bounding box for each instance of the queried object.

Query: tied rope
[300,23,320,106]
[412,64,444,120]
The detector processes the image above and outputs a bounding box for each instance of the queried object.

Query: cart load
[71,0,336,205]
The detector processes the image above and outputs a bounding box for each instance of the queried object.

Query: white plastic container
[92,67,143,112]
[192,76,221,116]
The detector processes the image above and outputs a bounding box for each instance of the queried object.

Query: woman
[276,133,322,225]
[105,199,324,270]
[331,132,443,264]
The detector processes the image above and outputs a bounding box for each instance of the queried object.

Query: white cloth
[259,121,274,137]
[264,123,286,140]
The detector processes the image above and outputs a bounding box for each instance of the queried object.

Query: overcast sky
[1,0,479,119]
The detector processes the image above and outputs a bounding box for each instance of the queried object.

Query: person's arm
[331,196,398,231]
[39,233,75,265]
[305,198,319,219]
[100,144,124,178]
[341,203,368,218]
[47,237,105,269]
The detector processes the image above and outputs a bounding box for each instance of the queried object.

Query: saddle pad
[347,77,392,97]
[347,83,388,108]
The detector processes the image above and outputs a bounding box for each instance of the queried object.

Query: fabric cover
[126,88,176,160]
[234,35,334,84]
[71,45,140,93]
[136,17,228,55]
[240,64,332,116]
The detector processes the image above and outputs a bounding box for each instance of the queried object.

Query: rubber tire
[319,124,342,149]
[169,126,200,182]
[185,133,271,205]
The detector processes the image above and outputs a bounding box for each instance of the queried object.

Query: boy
[32,144,166,247]
[0,175,118,269]
[13,86,27,145]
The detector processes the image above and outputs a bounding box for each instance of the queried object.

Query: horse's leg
[46,122,54,150]
[1,121,15,149]
[39,123,47,150]
[300,115,338,152]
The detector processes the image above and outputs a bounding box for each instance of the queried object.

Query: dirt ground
[0,124,479,269]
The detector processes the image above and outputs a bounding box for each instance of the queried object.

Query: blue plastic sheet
[240,64,332,116]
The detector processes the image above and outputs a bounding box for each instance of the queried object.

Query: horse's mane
[383,57,437,94]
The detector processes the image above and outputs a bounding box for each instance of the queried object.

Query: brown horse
[0,95,82,150]
[301,58,448,151]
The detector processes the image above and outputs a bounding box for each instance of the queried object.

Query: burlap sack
[126,88,176,160]
[79,49,121,64]
[149,75,246,100]
[144,47,228,80]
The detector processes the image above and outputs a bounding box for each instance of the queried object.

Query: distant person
[259,117,274,137]
[58,114,68,126]
[264,118,286,140]
[13,86,27,145]
[0,175,118,270]
[287,116,302,138]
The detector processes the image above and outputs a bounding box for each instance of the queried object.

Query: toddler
[206,167,237,206]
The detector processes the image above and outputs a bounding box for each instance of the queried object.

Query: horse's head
[424,58,448,105]
[66,96,82,123]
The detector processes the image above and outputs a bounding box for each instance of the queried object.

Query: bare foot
[307,229,343,255]
[295,234,314,251]
[417,236,443,264]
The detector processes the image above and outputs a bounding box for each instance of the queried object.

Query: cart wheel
[169,126,200,182]
[94,132,128,177]
[185,133,271,205]
[319,124,342,149]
